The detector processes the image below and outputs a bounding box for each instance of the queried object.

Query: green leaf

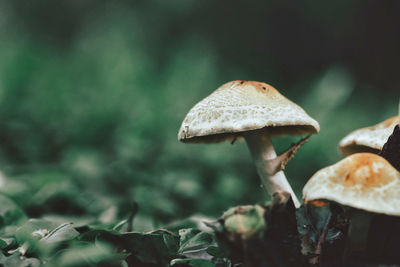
[41,214,96,228]
[122,230,179,264]
[205,246,225,258]
[0,194,27,228]
[14,219,80,258]
[0,237,14,250]
[178,229,214,256]
[170,258,214,267]
[0,252,41,267]
[40,223,79,244]
[166,216,215,233]
[112,219,127,231]
[15,219,58,245]
[178,228,201,247]
[78,228,121,243]
[0,238,7,249]
[54,241,126,267]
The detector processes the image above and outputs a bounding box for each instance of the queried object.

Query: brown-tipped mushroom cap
[178,80,320,143]
[339,116,399,156]
[303,153,400,215]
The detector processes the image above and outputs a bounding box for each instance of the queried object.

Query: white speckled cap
[339,116,399,155]
[178,80,320,143]
[303,153,400,215]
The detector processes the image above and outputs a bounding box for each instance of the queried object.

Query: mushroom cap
[339,116,399,156]
[303,153,400,215]
[178,80,320,143]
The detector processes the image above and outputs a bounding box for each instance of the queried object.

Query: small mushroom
[178,80,320,208]
[339,116,399,156]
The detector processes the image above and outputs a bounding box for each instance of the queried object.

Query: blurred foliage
[0,1,397,260]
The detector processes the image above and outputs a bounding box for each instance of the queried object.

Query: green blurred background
[0,1,398,230]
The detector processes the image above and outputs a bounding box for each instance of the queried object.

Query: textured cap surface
[303,153,400,215]
[339,116,399,155]
[178,80,320,143]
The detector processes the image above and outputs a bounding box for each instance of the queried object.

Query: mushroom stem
[244,129,301,208]
[344,210,372,258]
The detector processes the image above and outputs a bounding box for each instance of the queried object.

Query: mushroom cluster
[178,81,400,265]
[298,105,400,264]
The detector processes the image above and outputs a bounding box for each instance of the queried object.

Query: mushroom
[303,152,400,215]
[178,80,320,208]
[339,116,399,156]
[302,153,400,256]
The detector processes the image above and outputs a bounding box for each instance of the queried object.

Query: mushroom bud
[222,205,266,241]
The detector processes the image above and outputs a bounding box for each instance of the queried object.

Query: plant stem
[344,210,371,259]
